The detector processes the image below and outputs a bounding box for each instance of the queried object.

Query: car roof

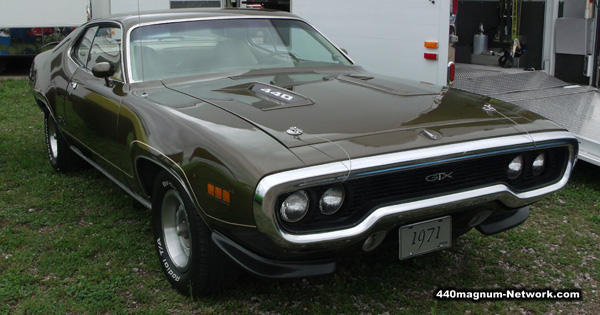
[91,8,299,30]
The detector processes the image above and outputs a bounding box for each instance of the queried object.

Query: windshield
[129,18,352,82]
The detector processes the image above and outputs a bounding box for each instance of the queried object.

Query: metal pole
[542,0,559,75]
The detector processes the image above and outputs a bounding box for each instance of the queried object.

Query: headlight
[507,155,524,179]
[532,152,546,176]
[280,190,309,223]
[319,185,345,215]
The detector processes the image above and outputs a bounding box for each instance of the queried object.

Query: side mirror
[92,62,116,86]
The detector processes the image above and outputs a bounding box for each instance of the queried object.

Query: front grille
[278,145,570,233]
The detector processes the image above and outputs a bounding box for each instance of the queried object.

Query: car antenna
[137,0,147,97]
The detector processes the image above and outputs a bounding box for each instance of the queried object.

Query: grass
[1,78,599,313]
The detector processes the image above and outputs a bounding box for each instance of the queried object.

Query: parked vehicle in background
[0,0,88,72]
[30,9,578,297]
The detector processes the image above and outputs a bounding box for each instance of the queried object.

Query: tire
[44,113,80,172]
[151,171,239,296]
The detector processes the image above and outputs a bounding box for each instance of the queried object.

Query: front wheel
[151,171,239,296]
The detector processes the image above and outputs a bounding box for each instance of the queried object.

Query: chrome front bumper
[253,131,578,250]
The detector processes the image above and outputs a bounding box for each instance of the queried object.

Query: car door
[64,24,128,181]
[50,27,94,126]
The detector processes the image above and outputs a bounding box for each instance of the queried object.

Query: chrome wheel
[47,118,59,160]
[161,189,191,271]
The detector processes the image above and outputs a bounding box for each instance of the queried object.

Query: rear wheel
[151,171,239,296]
[44,113,80,172]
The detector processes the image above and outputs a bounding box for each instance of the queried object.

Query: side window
[88,26,123,81]
[72,26,98,66]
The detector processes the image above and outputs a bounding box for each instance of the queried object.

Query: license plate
[399,216,452,260]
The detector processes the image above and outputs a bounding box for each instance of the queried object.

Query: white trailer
[90,0,169,19]
[292,0,455,86]
[0,0,88,71]
[0,0,88,28]
[89,0,225,19]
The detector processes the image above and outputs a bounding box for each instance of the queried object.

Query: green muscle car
[29,9,578,296]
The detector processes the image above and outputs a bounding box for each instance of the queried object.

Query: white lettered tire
[151,171,239,296]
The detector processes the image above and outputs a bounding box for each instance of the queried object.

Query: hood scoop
[214,82,313,111]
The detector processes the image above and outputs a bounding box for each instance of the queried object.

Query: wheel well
[136,158,164,199]
[35,98,49,115]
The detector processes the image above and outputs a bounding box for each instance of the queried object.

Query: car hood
[160,68,535,149]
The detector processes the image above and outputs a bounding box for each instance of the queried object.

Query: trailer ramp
[454,64,600,166]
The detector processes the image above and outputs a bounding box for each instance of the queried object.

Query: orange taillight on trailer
[453,0,458,15]
[424,41,438,49]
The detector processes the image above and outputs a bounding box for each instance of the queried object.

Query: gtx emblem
[426,172,453,182]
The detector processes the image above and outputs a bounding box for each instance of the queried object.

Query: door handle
[70,82,78,90]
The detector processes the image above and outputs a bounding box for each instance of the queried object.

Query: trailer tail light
[452,0,458,15]
[447,61,455,84]
[425,41,438,49]
[424,53,438,60]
